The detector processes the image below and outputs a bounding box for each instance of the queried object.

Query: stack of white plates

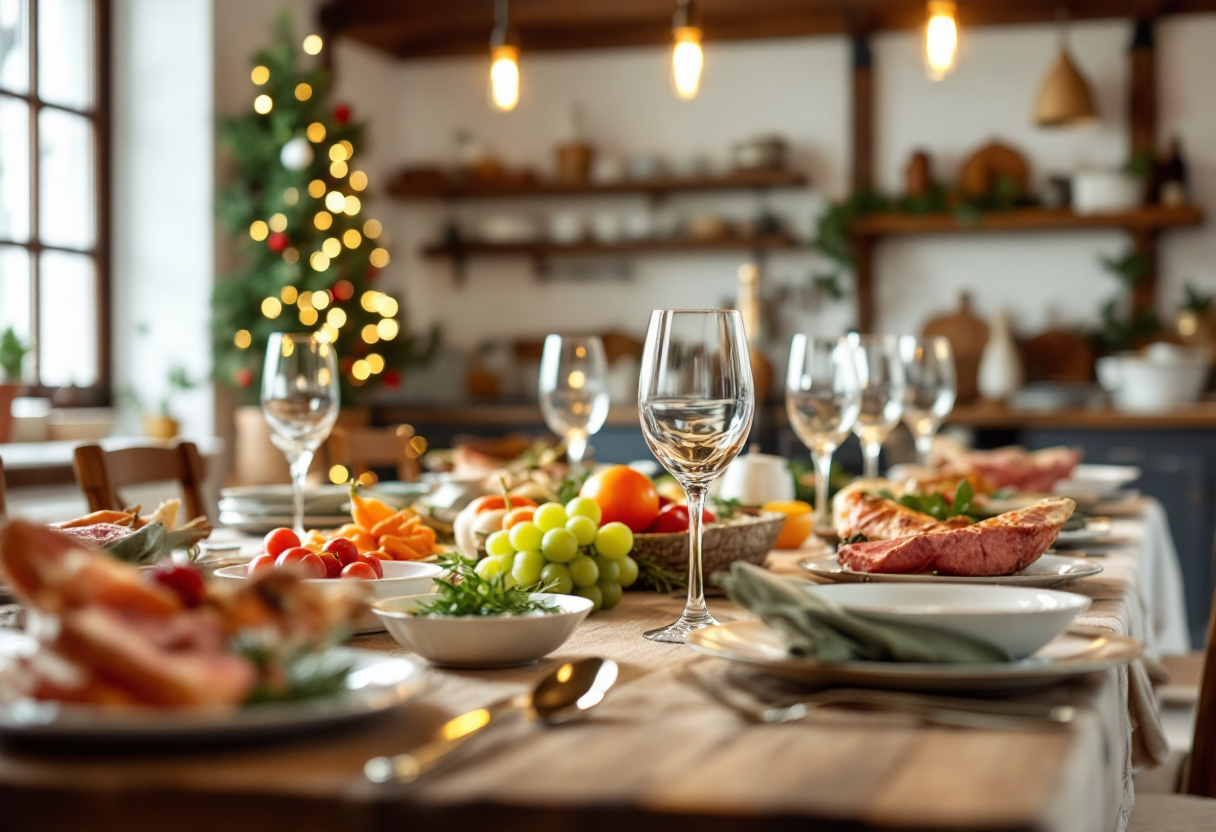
[218,483,429,534]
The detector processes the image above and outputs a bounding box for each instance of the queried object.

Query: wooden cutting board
[923,293,989,403]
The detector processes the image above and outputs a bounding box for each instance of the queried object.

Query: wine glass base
[642,611,721,644]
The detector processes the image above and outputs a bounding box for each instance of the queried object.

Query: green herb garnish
[236,638,354,705]
[840,534,870,546]
[878,480,977,523]
[633,553,687,595]
[413,552,560,617]
[710,496,743,521]
[557,470,593,504]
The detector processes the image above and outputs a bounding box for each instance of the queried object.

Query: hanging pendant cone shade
[1034,47,1098,127]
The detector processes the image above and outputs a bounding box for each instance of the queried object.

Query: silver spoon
[365,657,619,784]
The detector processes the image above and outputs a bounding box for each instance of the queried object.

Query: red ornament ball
[333,104,351,124]
[332,279,354,301]
[340,356,355,374]
[382,369,401,389]
[267,232,289,252]
[235,368,254,388]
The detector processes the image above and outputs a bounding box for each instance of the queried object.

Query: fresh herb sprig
[633,554,687,595]
[413,552,559,618]
[710,496,743,521]
[879,481,977,523]
[236,638,354,705]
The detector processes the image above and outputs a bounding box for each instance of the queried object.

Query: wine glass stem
[566,432,588,473]
[811,449,833,530]
[681,484,711,624]
[287,449,314,537]
[915,432,935,468]
[862,441,881,479]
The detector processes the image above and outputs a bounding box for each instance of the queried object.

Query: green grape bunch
[212,14,437,401]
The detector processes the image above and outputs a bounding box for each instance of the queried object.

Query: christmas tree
[212,15,437,400]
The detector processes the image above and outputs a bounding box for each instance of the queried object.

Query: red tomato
[322,537,360,566]
[502,507,536,531]
[580,466,661,533]
[275,547,315,568]
[294,553,328,580]
[247,553,277,576]
[318,552,343,579]
[356,552,384,578]
[148,564,206,607]
[646,503,717,534]
[263,527,301,558]
[341,561,378,580]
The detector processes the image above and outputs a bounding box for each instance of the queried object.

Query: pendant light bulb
[924,0,959,81]
[489,0,520,111]
[671,1,703,100]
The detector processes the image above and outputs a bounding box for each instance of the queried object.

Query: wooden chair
[325,425,420,483]
[73,443,208,520]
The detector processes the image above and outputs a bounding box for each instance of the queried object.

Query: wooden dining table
[0,506,1174,832]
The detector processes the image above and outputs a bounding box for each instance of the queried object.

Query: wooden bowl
[631,511,785,592]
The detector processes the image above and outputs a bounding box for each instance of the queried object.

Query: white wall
[111,0,214,436]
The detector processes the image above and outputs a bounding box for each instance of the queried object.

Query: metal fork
[677,664,1076,730]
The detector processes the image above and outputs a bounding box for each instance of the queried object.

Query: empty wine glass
[900,335,957,467]
[539,335,610,472]
[262,333,340,536]
[786,335,861,531]
[639,310,754,643]
[849,334,907,480]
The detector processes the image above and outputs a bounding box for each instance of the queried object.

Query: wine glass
[785,335,861,531]
[900,335,957,467]
[262,333,340,536]
[539,334,610,472]
[849,334,907,480]
[638,309,754,643]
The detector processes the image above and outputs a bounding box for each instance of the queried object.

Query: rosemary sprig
[413,552,559,617]
[633,553,687,595]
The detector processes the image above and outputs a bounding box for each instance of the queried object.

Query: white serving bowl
[808,583,1090,659]
[372,592,594,668]
[1054,463,1141,501]
[213,560,445,635]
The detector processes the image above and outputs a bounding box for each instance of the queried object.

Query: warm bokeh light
[283,247,299,264]
[249,220,269,241]
[280,285,299,304]
[321,323,340,342]
[367,353,385,374]
[358,471,378,486]
[363,219,382,239]
[310,251,330,271]
[330,160,348,178]
[360,291,380,312]
[297,291,312,309]
[308,179,326,198]
[369,247,390,268]
[333,279,354,300]
[329,144,348,163]
[672,27,704,100]
[377,318,399,340]
[350,170,368,191]
[352,359,371,380]
[322,237,342,258]
[303,34,323,55]
[490,45,520,111]
[314,211,333,230]
[269,213,287,232]
[294,83,312,100]
[409,436,428,456]
[327,307,347,328]
[339,140,353,158]
[312,291,331,310]
[284,187,299,205]
[343,229,362,248]
[234,329,252,349]
[325,191,346,212]
[329,464,349,485]
[261,297,282,318]
[925,0,959,81]
[251,65,270,85]
[361,324,380,344]
[254,94,273,114]
[299,307,318,325]
[376,295,399,317]
[306,122,327,143]
[344,195,362,215]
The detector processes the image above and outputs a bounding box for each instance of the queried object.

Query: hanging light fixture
[1033,10,1097,127]
[924,0,959,81]
[489,0,520,111]
[671,0,704,100]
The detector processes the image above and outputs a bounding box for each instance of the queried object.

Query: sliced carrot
[370,513,408,539]
[380,535,425,561]
[349,531,377,553]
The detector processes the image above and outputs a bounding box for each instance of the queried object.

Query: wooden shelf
[947,401,1216,431]
[422,233,804,260]
[390,169,808,200]
[853,205,1205,238]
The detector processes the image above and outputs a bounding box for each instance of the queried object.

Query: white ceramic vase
[977,310,1024,401]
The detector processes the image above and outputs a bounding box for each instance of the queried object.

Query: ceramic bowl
[372,592,594,668]
[213,560,445,635]
[807,583,1091,659]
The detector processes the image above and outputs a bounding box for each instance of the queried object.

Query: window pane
[0,0,28,93]
[39,108,93,249]
[0,95,28,241]
[39,250,96,386]
[0,246,31,379]
[37,0,93,109]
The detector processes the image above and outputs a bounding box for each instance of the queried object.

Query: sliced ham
[952,447,1082,493]
[837,497,1075,577]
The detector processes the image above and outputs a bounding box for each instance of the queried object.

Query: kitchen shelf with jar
[851,204,1203,238]
[388,169,808,201]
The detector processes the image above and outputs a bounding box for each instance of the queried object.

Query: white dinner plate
[1055,518,1113,546]
[0,644,426,745]
[686,620,1140,694]
[799,552,1103,588]
[218,511,353,534]
[1054,464,1141,500]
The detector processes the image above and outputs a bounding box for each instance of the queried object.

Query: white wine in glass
[539,335,610,471]
[849,334,906,480]
[900,335,957,467]
[639,309,754,643]
[786,335,860,531]
[262,333,340,536]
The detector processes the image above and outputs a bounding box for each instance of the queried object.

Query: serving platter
[686,620,1140,694]
[799,552,1103,587]
[0,639,426,745]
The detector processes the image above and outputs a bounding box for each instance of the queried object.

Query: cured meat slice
[952,447,1082,493]
[837,497,1075,577]
[833,487,971,541]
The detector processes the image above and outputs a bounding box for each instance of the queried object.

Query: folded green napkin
[714,563,1010,664]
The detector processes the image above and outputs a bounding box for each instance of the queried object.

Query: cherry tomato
[263,527,301,558]
[148,564,206,607]
[341,561,378,580]
[318,552,343,579]
[646,503,717,534]
[502,506,536,531]
[275,547,315,568]
[356,552,383,578]
[322,536,360,566]
[580,466,661,533]
[247,553,277,576]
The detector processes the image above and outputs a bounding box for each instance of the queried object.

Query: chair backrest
[73,443,208,520]
[0,455,7,518]
[1187,599,1216,797]
[326,425,420,483]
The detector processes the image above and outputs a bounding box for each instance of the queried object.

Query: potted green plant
[0,328,30,443]
[123,364,197,441]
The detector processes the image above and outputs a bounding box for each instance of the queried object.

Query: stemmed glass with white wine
[638,310,754,643]
[849,334,907,480]
[786,335,861,532]
[539,335,610,472]
[262,333,340,536]
[899,335,957,467]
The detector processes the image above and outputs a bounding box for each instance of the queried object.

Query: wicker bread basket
[630,511,785,592]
